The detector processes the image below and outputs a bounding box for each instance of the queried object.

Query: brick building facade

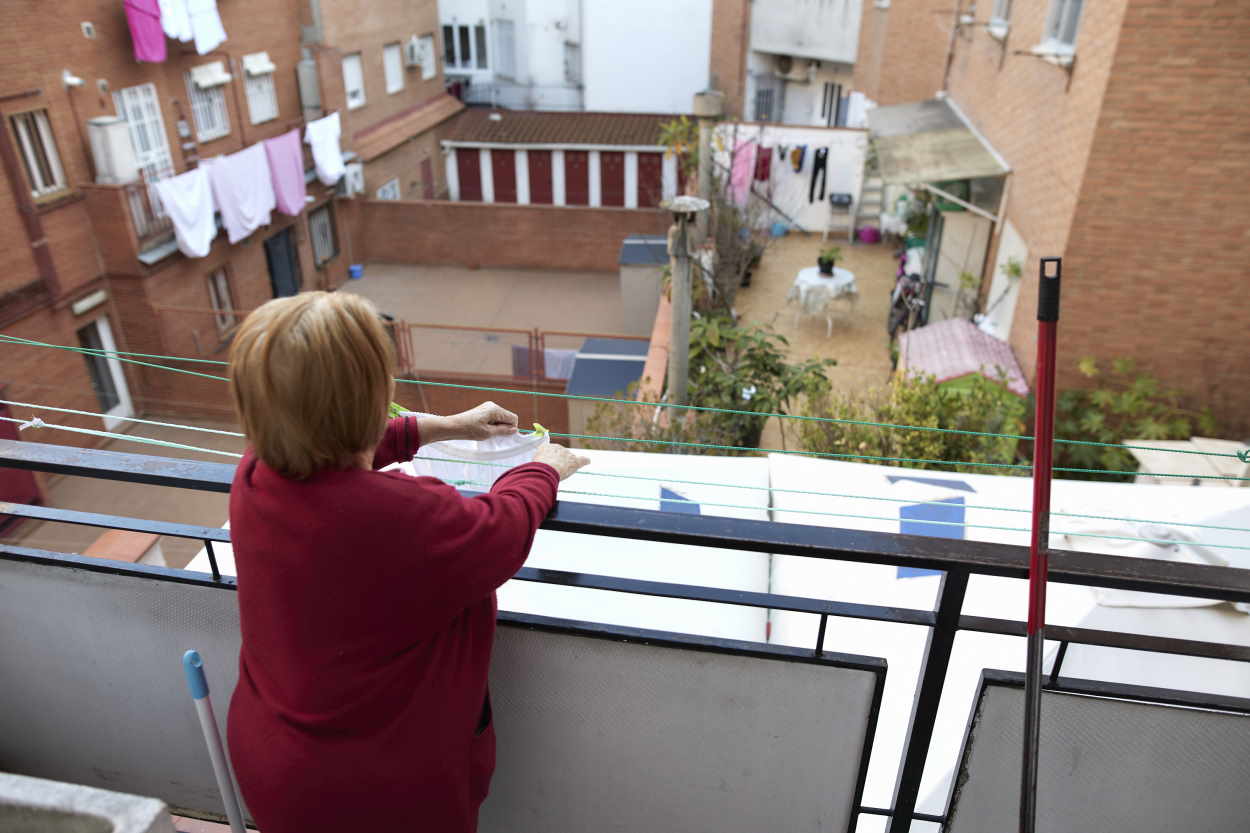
[855,0,1250,434]
[0,1,456,447]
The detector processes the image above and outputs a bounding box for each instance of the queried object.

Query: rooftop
[441,107,676,147]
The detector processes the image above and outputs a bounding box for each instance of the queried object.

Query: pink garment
[730,140,758,207]
[125,0,167,63]
[264,129,307,216]
[206,144,277,244]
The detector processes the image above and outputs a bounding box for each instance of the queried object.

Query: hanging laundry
[206,144,276,244]
[158,0,193,42]
[754,146,772,182]
[809,147,829,203]
[776,145,787,161]
[153,167,217,258]
[304,112,346,186]
[187,0,227,55]
[264,129,307,216]
[790,145,806,173]
[124,0,166,63]
[730,140,757,206]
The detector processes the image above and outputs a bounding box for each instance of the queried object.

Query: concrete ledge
[0,772,174,833]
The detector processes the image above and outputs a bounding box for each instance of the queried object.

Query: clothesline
[154,112,344,258]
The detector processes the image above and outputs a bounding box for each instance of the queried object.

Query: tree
[585,315,835,454]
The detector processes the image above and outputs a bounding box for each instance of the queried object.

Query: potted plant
[817,246,841,276]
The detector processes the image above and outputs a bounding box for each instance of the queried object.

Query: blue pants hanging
[809,147,829,203]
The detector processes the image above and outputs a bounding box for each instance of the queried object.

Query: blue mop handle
[183,650,248,833]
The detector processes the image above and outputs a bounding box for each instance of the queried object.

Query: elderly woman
[225,291,587,833]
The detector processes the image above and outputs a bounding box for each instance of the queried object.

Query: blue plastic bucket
[348,264,364,279]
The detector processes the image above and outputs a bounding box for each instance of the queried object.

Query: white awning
[242,52,276,76]
[867,96,1009,184]
[190,61,233,88]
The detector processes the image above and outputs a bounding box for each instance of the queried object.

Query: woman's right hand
[532,443,590,481]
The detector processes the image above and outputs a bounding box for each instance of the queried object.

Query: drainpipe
[0,91,61,298]
[941,0,964,92]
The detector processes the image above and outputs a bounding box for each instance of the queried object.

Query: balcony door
[77,318,134,432]
[114,83,176,211]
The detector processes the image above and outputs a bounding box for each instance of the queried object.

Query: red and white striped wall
[442,144,679,208]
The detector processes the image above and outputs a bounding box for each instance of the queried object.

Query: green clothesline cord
[417,455,1250,536]
[447,477,1250,553]
[0,415,243,459]
[548,432,1249,482]
[5,408,1245,552]
[0,399,245,438]
[5,388,1246,536]
[3,332,1247,468]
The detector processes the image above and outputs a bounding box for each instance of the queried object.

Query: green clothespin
[532,422,548,435]
[388,402,406,418]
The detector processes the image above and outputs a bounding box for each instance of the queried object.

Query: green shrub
[585,315,835,454]
[1053,357,1215,481]
[798,371,1027,474]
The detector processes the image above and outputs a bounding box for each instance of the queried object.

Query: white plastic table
[786,266,858,337]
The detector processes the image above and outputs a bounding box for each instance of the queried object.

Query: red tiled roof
[352,93,465,161]
[441,107,678,147]
[898,318,1029,397]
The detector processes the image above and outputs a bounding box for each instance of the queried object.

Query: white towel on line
[187,0,227,54]
[304,112,346,186]
[157,0,193,42]
[205,144,276,244]
[153,167,217,258]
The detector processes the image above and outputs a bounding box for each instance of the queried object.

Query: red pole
[1022,257,1062,832]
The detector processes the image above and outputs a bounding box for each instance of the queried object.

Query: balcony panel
[946,672,1250,832]
[0,555,885,830]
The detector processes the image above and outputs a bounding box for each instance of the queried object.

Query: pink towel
[125,0,166,63]
[730,140,758,206]
[264,129,307,216]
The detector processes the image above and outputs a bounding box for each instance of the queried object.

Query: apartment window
[821,82,843,128]
[495,20,517,79]
[342,52,366,110]
[384,43,405,94]
[417,34,437,80]
[206,268,237,335]
[754,88,775,123]
[474,24,488,69]
[185,66,232,142]
[442,25,457,66]
[564,42,581,84]
[376,178,401,200]
[10,110,66,198]
[243,52,279,125]
[309,204,339,265]
[1043,0,1084,49]
[442,23,488,70]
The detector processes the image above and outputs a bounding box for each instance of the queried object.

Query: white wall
[445,0,584,110]
[749,0,862,64]
[712,122,868,233]
[582,0,711,113]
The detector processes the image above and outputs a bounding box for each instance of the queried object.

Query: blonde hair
[229,292,396,479]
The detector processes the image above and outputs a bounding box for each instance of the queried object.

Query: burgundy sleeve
[371,416,421,470]
[387,462,560,617]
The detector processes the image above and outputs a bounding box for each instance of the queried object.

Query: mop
[182,649,248,833]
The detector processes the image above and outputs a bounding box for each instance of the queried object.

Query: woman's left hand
[453,401,519,441]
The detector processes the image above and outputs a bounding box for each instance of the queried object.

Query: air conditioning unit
[87,116,140,185]
[403,35,424,67]
[337,162,365,197]
[775,55,815,83]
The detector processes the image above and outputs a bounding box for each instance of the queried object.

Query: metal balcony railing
[123,175,174,250]
[2,438,1249,831]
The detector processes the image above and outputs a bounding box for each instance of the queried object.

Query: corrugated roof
[353,93,465,161]
[867,97,1008,184]
[442,108,675,147]
[898,318,1029,397]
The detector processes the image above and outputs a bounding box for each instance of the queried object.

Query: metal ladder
[849,152,886,242]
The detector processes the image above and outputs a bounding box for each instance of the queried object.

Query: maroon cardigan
[226,416,558,832]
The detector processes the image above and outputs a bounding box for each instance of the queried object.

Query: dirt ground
[733,233,898,451]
